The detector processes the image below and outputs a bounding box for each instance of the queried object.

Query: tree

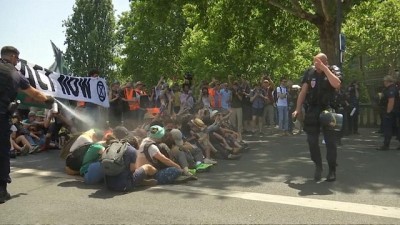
[118,0,187,84]
[63,0,116,78]
[266,0,363,66]
[343,0,400,72]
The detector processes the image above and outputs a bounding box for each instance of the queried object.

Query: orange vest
[124,88,139,110]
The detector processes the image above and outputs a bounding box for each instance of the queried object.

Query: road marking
[152,185,400,219]
[12,168,400,219]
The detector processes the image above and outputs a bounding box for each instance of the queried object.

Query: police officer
[292,53,342,182]
[376,75,399,151]
[0,46,54,203]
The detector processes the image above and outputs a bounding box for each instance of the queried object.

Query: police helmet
[319,110,343,131]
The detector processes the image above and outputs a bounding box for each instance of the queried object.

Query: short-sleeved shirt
[80,143,104,175]
[104,146,137,191]
[276,86,288,107]
[382,84,399,113]
[301,66,342,109]
[0,61,30,113]
[136,137,160,167]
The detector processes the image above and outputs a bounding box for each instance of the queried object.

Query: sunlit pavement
[3,128,400,224]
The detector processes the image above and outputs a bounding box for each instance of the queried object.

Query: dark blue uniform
[379,83,399,150]
[0,59,30,195]
[302,65,342,181]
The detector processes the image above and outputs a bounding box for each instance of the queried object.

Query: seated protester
[136,125,183,184]
[189,118,218,164]
[69,129,104,153]
[24,123,45,152]
[10,113,37,155]
[202,111,241,160]
[22,111,37,125]
[35,110,57,152]
[79,136,109,185]
[44,103,77,149]
[169,128,213,174]
[162,130,197,177]
[64,129,104,175]
[104,126,158,191]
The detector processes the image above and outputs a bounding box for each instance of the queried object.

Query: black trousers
[306,128,337,170]
[0,113,11,190]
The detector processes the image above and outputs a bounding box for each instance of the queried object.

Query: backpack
[273,87,283,103]
[65,143,93,171]
[142,141,169,170]
[101,140,130,176]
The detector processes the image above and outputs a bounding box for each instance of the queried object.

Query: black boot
[0,185,11,204]
[326,166,336,182]
[314,166,323,181]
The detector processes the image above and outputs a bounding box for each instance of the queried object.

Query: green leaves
[64,0,116,78]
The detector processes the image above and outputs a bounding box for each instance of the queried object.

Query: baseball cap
[148,125,165,140]
[170,129,184,146]
[28,111,36,116]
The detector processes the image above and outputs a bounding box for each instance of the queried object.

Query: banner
[17,62,109,108]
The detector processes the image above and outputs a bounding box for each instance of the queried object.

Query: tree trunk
[317,19,340,66]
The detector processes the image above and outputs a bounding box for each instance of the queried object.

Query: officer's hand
[314,57,327,71]
[44,96,55,108]
[292,110,300,119]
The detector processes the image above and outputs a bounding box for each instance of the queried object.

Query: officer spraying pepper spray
[0,46,55,204]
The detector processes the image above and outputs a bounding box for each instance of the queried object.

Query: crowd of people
[3,45,383,203]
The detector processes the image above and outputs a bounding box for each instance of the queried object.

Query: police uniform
[0,59,30,200]
[378,83,399,150]
[302,65,342,181]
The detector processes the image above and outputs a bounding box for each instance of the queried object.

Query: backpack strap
[142,141,157,165]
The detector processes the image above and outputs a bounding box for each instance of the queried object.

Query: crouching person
[102,126,157,192]
[136,125,184,184]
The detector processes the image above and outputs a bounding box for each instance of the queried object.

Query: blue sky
[0,0,130,68]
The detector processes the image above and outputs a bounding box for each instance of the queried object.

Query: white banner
[18,62,109,108]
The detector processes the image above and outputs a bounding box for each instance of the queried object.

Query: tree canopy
[64,0,116,78]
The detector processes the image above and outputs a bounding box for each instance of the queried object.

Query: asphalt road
[2,127,400,224]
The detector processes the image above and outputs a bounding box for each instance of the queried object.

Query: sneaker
[196,163,212,172]
[326,171,336,182]
[314,166,323,181]
[187,169,197,175]
[0,190,11,204]
[29,146,39,154]
[204,158,217,165]
[20,145,30,156]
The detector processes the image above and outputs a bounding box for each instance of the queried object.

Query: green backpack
[101,140,129,176]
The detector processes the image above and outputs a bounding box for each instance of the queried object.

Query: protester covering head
[170,129,184,146]
[148,125,165,140]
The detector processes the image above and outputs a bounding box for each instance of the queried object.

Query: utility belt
[304,105,343,131]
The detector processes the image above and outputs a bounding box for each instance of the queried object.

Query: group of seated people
[9,109,70,158]
[61,107,249,192]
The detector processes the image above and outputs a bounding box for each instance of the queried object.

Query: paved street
[2,128,400,224]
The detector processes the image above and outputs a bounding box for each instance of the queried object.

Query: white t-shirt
[136,137,160,167]
[276,86,288,107]
[10,125,18,132]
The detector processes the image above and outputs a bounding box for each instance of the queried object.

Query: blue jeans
[154,167,181,185]
[84,162,104,185]
[277,106,289,131]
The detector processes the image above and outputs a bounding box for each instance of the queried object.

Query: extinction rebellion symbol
[97,81,106,102]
